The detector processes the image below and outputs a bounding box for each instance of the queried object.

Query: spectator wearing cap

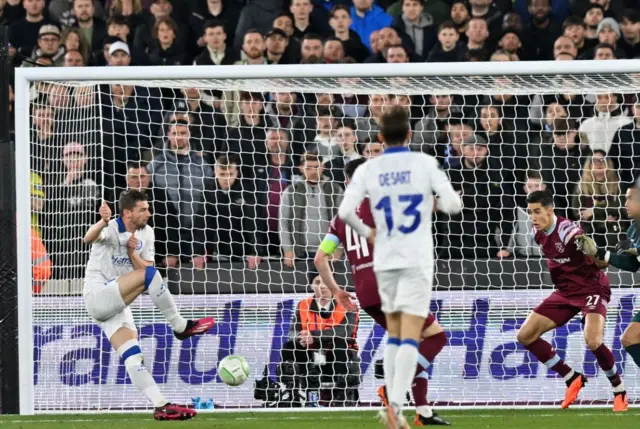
[441,136,515,260]
[563,15,594,58]
[619,9,640,59]
[8,0,55,63]
[147,16,189,65]
[579,93,632,154]
[426,21,466,62]
[42,142,100,280]
[148,120,214,270]
[611,95,640,189]
[328,4,369,63]
[350,0,393,52]
[108,40,131,65]
[290,0,330,40]
[450,0,470,36]
[521,0,562,61]
[583,3,605,45]
[270,11,301,64]
[190,0,240,52]
[194,20,238,65]
[72,0,107,54]
[579,16,625,59]
[392,0,437,61]
[497,27,523,58]
[234,0,287,53]
[508,170,546,258]
[23,25,65,67]
[265,28,292,64]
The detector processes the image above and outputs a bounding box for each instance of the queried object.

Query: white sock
[384,337,400,401]
[390,339,419,413]
[118,340,167,408]
[416,405,433,418]
[613,381,626,393]
[145,267,187,333]
[563,370,575,382]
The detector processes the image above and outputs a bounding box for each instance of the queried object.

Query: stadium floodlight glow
[15,61,640,415]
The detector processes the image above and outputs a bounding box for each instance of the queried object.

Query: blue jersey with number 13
[338,147,461,271]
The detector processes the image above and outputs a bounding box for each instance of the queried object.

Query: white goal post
[15,60,640,415]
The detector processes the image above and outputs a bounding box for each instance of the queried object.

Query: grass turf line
[1,409,638,429]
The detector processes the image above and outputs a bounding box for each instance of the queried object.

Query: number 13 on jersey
[375,194,424,235]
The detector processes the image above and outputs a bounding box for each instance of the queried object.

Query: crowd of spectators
[4,0,640,280]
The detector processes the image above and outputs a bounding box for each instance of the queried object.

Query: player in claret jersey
[83,190,215,420]
[517,190,628,412]
[314,158,451,426]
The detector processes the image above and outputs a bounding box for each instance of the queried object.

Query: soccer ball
[218,355,250,386]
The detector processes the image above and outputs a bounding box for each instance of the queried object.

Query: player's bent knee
[585,336,603,351]
[118,339,144,370]
[621,324,640,348]
[144,266,159,290]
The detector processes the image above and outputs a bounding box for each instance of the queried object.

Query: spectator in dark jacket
[194,20,238,65]
[611,95,640,190]
[465,16,491,55]
[328,4,370,62]
[392,0,437,60]
[190,0,240,52]
[133,0,188,59]
[9,0,55,63]
[73,0,107,54]
[107,14,133,44]
[201,155,265,267]
[521,0,562,61]
[443,138,515,259]
[469,0,503,37]
[563,15,594,58]
[619,9,640,59]
[426,21,466,62]
[291,0,331,40]
[265,27,292,64]
[147,16,190,65]
[540,118,590,219]
[234,0,286,52]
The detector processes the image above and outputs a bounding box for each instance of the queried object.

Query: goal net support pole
[14,60,640,415]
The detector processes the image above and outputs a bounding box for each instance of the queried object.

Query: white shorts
[375,267,433,318]
[84,278,137,339]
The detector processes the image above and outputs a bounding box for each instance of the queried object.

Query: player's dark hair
[119,189,147,213]
[526,190,554,207]
[344,157,367,180]
[379,106,410,146]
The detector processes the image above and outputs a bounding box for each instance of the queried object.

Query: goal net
[16,63,640,413]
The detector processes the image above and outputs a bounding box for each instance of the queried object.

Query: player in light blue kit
[83,190,215,420]
[337,106,462,429]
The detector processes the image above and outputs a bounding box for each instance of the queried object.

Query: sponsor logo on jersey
[112,256,132,266]
[136,240,143,251]
[552,257,571,264]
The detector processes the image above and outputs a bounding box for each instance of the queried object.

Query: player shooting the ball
[83,190,215,420]
[576,179,640,373]
[517,190,628,412]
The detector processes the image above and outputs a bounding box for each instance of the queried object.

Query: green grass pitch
[1,409,639,429]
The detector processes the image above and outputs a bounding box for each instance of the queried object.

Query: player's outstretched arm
[429,159,462,215]
[338,166,371,238]
[576,234,640,272]
[83,201,111,245]
[314,239,357,312]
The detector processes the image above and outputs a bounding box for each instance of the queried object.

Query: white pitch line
[4,412,639,424]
